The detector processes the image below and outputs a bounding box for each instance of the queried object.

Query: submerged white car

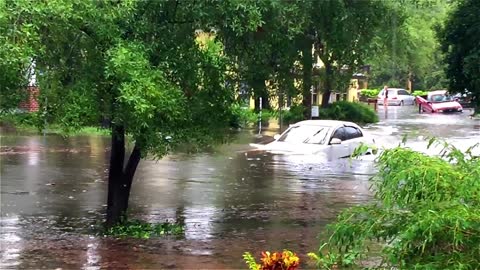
[251,120,374,158]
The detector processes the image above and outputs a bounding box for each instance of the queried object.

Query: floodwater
[1,106,479,269]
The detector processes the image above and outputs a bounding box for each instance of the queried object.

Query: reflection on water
[1,107,479,269]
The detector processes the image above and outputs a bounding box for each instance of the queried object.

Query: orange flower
[259,250,300,270]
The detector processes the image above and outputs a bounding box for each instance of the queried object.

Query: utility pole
[258,97,262,135]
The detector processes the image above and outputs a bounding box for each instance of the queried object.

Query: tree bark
[322,60,333,108]
[105,124,142,228]
[252,76,269,111]
[302,38,313,119]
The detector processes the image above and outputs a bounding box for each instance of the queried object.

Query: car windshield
[430,94,453,102]
[278,125,330,144]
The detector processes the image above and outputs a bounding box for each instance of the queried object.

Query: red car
[416,90,463,113]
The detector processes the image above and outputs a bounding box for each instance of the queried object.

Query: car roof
[386,88,406,91]
[291,120,360,128]
[428,90,447,96]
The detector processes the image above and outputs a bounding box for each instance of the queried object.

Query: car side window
[344,126,362,140]
[331,127,346,141]
[398,90,410,95]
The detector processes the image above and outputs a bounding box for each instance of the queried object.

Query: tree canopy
[440,0,480,109]
[366,0,452,90]
[1,0,449,226]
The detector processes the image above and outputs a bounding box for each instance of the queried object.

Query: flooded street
[1,106,479,269]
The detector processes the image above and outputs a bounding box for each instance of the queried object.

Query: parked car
[453,92,473,108]
[416,90,463,113]
[250,120,374,158]
[377,88,416,106]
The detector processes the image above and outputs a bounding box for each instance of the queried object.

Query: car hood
[432,101,462,109]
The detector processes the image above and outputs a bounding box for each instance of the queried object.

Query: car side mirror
[330,138,342,145]
[273,134,281,140]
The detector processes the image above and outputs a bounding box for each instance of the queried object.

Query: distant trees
[366,0,451,90]
[440,0,480,110]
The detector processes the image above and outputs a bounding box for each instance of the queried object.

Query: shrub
[318,101,378,124]
[412,90,429,96]
[282,104,306,124]
[310,140,480,269]
[0,111,43,131]
[244,250,300,270]
[229,104,258,128]
[359,89,380,99]
[230,103,276,128]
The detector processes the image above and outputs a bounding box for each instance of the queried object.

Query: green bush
[282,104,306,124]
[360,89,380,98]
[260,109,276,123]
[0,111,43,131]
[412,90,429,96]
[318,101,378,124]
[229,103,277,128]
[229,104,258,128]
[310,140,480,269]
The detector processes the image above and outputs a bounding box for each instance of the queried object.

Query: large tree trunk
[321,60,333,108]
[105,124,142,228]
[302,38,313,119]
[252,76,269,111]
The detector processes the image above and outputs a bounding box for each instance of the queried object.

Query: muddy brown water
[1,106,479,269]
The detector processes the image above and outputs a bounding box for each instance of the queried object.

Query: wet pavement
[1,106,479,269]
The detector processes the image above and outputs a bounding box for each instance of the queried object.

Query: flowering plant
[243,250,300,270]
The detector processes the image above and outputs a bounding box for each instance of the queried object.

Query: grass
[105,219,184,239]
[0,112,110,136]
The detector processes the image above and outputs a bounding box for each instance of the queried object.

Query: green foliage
[318,101,378,124]
[0,111,42,132]
[412,90,429,96]
[307,247,360,270]
[229,104,257,128]
[312,140,480,269]
[282,104,306,124]
[367,0,451,90]
[105,219,184,239]
[440,0,480,109]
[243,252,261,270]
[229,104,278,128]
[359,89,380,99]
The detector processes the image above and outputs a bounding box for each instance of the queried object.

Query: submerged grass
[0,113,110,136]
[105,219,184,239]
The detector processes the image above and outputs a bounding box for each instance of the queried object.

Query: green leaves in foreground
[105,219,184,239]
[311,140,480,269]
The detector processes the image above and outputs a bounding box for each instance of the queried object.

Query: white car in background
[250,120,374,158]
[377,88,416,106]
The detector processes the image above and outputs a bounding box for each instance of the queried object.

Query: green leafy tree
[0,0,39,110]
[367,0,451,90]
[218,0,305,111]
[440,0,480,110]
[2,0,264,227]
[301,0,391,107]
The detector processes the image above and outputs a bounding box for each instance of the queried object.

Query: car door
[399,90,415,105]
[344,126,364,155]
[329,127,350,158]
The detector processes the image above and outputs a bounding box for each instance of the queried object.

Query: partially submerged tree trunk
[302,37,313,119]
[252,76,270,111]
[321,60,333,108]
[106,124,142,228]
